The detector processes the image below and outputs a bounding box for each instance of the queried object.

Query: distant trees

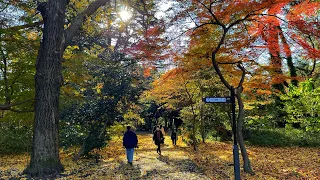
[0,0,38,113]
[146,62,230,148]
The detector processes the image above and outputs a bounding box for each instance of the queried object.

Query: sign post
[231,86,241,180]
[203,86,241,180]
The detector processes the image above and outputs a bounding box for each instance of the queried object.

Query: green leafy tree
[0,0,39,112]
[60,52,146,158]
[281,79,320,133]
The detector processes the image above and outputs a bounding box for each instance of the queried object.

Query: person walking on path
[160,125,165,136]
[123,126,138,164]
[171,130,177,145]
[153,125,157,133]
[153,126,164,155]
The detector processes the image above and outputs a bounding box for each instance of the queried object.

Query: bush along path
[0,132,210,179]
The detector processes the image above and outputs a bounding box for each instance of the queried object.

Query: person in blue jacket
[123,126,138,165]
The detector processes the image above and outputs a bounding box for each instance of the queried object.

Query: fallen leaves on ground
[183,141,320,179]
[1,132,319,179]
[0,132,208,180]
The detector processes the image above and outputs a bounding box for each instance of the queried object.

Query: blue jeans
[126,148,134,163]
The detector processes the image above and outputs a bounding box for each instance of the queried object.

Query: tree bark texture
[24,0,67,176]
[278,27,298,86]
[24,0,110,176]
[236,91,254,174]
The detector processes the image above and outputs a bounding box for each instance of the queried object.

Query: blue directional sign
[203,97,231,103]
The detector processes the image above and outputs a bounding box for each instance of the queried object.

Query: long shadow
[157,155,206,174]
[162,147,232,179]
[135,154,210,180]
[136,146,188,153]
[137,143,231,179]
[138,168,176,179]
[113,161,142,180]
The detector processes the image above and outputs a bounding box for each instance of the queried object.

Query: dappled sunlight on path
[74,132,210,179]
[131,133,210,179]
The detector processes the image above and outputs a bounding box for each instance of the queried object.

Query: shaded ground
[184,141,320,179]
[0,132,210,180]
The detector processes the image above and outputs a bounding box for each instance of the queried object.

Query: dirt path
[127,133,210,179]
[78,132,211,180]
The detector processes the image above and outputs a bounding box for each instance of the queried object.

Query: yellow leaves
[29,9,36,15]
[123,111,144,125]
[108,45,114,51]
[26,32,38,40]
[149,68,187,104]
[84,44,104,58]
[71,0,88,12]
[96,83,103,89]
[1,134,320,179]
[63,45,79,59]
[118,20,129,32]
[0,153,30,178]
[184,141,320,179]
[62,84,83,98]
[83,18,96,35]
[94,83,104,94]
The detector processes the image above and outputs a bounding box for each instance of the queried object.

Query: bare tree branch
[10,108,34,113]
[64,0,110,49]
[196,0,221,25]
[251,13,288,24]
[307,35,317,76]
[1,21,44,31]
[0,98,34,110]
[217,61,242,65]
[127,0,148,15]
[237,63,246,88]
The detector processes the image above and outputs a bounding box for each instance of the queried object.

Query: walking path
[125,133,210,179]
[78,132,211,179]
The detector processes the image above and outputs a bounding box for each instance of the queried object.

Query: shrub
[246,127,320,147]
[281,79,320,133]
[0,125,32,154]
[107,122,127,140]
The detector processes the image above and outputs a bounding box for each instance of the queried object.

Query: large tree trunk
[24,0,67,176]
[23,0,110,176]
[236,90,253,174]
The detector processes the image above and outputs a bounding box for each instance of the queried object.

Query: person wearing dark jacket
[171,130,177,145]
[123,126,138,164]
[153,126,164,155]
